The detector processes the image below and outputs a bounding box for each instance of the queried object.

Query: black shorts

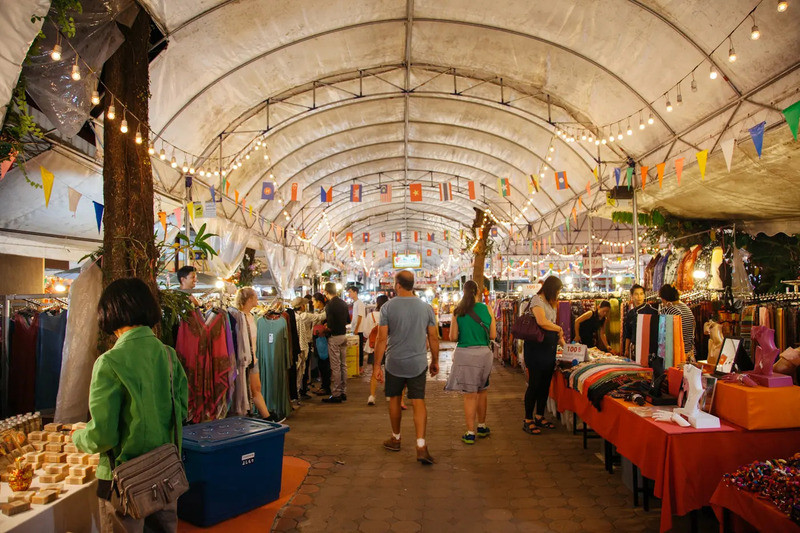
[385,369,427,399]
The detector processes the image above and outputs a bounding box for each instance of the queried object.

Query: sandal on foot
[533,418,556,430]
[522,420,542,435]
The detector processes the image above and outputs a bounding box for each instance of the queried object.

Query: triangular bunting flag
[592,166,599,182]
[187,202,195,221]
[696,150,708,180]
[235,190,240,204]
[614,167,621,187]
[210,185,216,202]
[625,167,633,188]
[174,208,183,229]
[640,166,648,188]
[656,162,666,188]
[748,121,766,158]
[720,138,735,172]
[1,153,16,181]
[158,211,167,233]
[40,166,54,207]
[67,187,82,216]
[249,205,253,218]
[674,157,684,185]
[93,201,104,233]
[782,100,800,141]
[585,181,591,196]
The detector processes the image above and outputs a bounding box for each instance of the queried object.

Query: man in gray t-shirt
[373,270,439,465]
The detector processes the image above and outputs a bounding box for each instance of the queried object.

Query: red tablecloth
[710,480,800,533]
[549,372,800,532]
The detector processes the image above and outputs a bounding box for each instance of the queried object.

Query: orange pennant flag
[656,162,666,188]
[696,150,708,180]
[578,196,583,209]
[235,190,240,204]
[158,211,167,233]
[640,166,648,188]
[674,157,685,186]
[225,181,230,195]
[585,181,591,196]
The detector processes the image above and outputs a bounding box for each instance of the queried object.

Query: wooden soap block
[87,454,100,466]
[68,465,89,476]
[32,442,46,452]
[63,443,78,454]
[1,500,31,516]
[65,474,90,485]
[46,433,64,443]
[44,463,70,476]
[67,453,86,465]
[43,453,66,464]
[45,443,64,453]
[21,444,35,454]
[7,491,36,503]
[37,472,67,484]
[27,431,44,442]
[43,423,62,433]
[40,483,65,494]
[0,473,9,482]
[31,490,58,505]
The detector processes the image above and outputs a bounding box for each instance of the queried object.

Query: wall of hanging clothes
[741,294,800,356]
[493,297,522,367]
[1,294,69,417]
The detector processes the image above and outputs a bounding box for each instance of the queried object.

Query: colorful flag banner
[529,175,539,194]
[497,178,511,197]
[320,186,332,203]
[40,166,54,207]
[288,183,301,202]
[346,232,353,242]
[158,211,167,232]
[444,230,449,240]
[414,231,419,242]
[426,249,432,257]
[721,138,735,172]
[782,99,800,141]
[572,207,577,223]
[380,184,392,202]
[439,182,453,201]
[748,121,766,158]
[93,201,104,233]
[67,187,82,215]
[640,166,648,188]
[350,184,362,202]
[490,227,498,238]
[174,208,183,229]
[554,171,569,190]
[224,180,230,196]
[363,232,370,243]
[395,232,402,242]
[234,190,240,204]
[187,201,195,221]
[674,157,685,186]
[409,183,422,201]
[0,153,15,181]
[606,194,617,207]
[427,233,434,242]
[696,149,709,180]
[385,250,389,258]
[577,196,583,210]
[261,182,275,200]
[625,167,633,188]
[467,180,476,200]
[614,168,621,187]
[193,202,204,219]
[248,205,252,218]
[585,181,591,196]
[656,162,666,188]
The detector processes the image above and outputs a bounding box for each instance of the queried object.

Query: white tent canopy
[1,0,799,269]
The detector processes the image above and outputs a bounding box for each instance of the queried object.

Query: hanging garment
[653,252,670,291]
[9,313,38,415]
[709,247,724,290]
[283,309,301,401]
[56,262,102,423]
[658,315,667,364]
[557,301,572,343]
[673,316,686,366]
[664,248,685,286]
[35,310,68,411]
[227,308,254,416]
[644,254,660,292]
[256,315,292,420]
[664,316,674,368]
[635,315,645,364]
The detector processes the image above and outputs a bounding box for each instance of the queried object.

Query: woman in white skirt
[446,280,497,444]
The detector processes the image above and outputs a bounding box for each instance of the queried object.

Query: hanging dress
[256,314,292,420]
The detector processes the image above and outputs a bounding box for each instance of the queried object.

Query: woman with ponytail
[445,280,497,444]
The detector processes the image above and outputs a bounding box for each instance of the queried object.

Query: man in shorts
[373,270,440,465]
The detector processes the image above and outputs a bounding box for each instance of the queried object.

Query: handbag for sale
[510,301,545,343]
[108,348,189,519]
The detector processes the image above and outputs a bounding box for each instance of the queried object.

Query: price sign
[561,343,588,362]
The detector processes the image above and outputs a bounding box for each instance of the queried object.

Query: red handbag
[511,301,545,342]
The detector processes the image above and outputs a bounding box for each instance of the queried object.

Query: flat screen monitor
[393,253,421,269]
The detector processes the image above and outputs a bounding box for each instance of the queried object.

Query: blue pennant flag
[748,121,766,159]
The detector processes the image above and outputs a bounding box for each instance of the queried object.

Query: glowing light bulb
[245,154,250,160]
[91,90,100,105]
[608,131,615,142]
[51,44,62,61]
[214,170,220,177]
[159,148,166,160]
[148,143,155,155]
[107,104,116,120]
[647,113,654,125]
[728,40,737,62]
[666,98,673,112]
[254,144,259,151]
[182,161,189,172]
[189,166,195,174]
[601,138,607,145]
[54,284,66,293]
[626,123,633,136]
[750,24,760,40]
[215,280,225,289]
[199,169,206,177]
[615,275,622,283]
[595,139,600,146]
[638,117,645,130]
[587,134,594,143]
[777,1,788,12]
[581,132,587,141]
[691,77,697,92]
[546,155,552,161]
[71,63,81,81]
[134,129,142,144]
[710,66,718,80]
[617,128,623,140]
[170,157,177,168]
[119,119,128,133]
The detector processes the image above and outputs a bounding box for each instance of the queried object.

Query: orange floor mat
[178,456,310,532]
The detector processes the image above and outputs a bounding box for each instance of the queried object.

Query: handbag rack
[1,293,68,417]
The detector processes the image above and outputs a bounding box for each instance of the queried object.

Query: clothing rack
[746,292,800,304]
[1,294,68,417]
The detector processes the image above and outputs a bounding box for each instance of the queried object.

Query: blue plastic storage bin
[178,417,290,526]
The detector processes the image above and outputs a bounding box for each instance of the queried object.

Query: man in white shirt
[347,286,366,371]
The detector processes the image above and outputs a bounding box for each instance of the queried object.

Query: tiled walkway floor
[276,343,714,532]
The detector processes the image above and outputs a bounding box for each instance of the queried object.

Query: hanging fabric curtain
[262,239,313,298]
[191,217,250,278]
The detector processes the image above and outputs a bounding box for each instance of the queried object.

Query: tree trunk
[471,207,494,295]
[102,8,157,294]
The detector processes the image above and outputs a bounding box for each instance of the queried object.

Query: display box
[711,382,800,430]
[346,334,360,377]
[178,417,289,526]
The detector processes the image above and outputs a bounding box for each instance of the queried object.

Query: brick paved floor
[275,343,717,532]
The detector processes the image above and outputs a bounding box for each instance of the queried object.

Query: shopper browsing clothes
[658,283,696,361]
[364,294,388,405]
[622,284,646,358]
[446,280,496,444]
[573,300,611,351]
[311,293,332,397]
[176,265,200,306]
[347,285,367,372]
[522,276,566,435]
[322,283,350,403]
[72,278,188,532]
[373,270,439,465]
[292,296,326,399]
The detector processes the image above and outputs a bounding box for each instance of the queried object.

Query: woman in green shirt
[445,280,497,444]
[72,278,188,533]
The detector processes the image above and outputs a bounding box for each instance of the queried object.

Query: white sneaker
[367,395,376,406]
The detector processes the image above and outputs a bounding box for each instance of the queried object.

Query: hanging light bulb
[107,103,116,120]
[665,94,673,112]
[710,65,718,80]
[549,146,555,153]
[595,139,600,146]
[617,125,623,140]
[134,128,142,144]
[170,156,177,169]
[676,84,683,106]
[543,165,548,170]
[159,148,166,160]
[750,17,761,39]
[71,62,81,81]
[214,170,220,177]
[626,121,633,136]
[182,160,189,172]
[199,168,206,177]
[221,170,227,177]
[777,1,788,12]
[539,171,545,178]
[91,90,100,105]
[728,39,737,62]
[546,155,552,161]
[51,44,62,61]
[581,131,587,141]
[691,73,698,92]
[608,128,615,143]
[601,136,607,145]
[638,112,645,130]
[263,153,269,160]
[648,112,655,125]
[120,118,128,134]
[189,166,195,174]
[148,142,155,155]
[587,132,594,143]
[254,144,259,151]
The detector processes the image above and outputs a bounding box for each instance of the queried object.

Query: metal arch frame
[154,17,686,142]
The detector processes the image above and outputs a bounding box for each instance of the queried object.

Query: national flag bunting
[497,178,511,197]
[262,181,276,200]
[427,233,434,242]
[346,232,353,242]
[363,232,370,243]
[380,184,392,202]
[490,227,498,238]
[554,171,569,190]
[320,186,332,203]
[395,232,402,242]
[439,182,453,201]
[409,183,423,201]
[467,180,476,200]
[414,231,419,242]
[290,182,303,202]
[528,175,539,194]
[350,184,362,202]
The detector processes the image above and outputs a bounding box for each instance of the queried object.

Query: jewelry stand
[750,326,793,387]
[675,365,720,428]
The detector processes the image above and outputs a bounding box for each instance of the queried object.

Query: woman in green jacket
[72,278,188,533]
